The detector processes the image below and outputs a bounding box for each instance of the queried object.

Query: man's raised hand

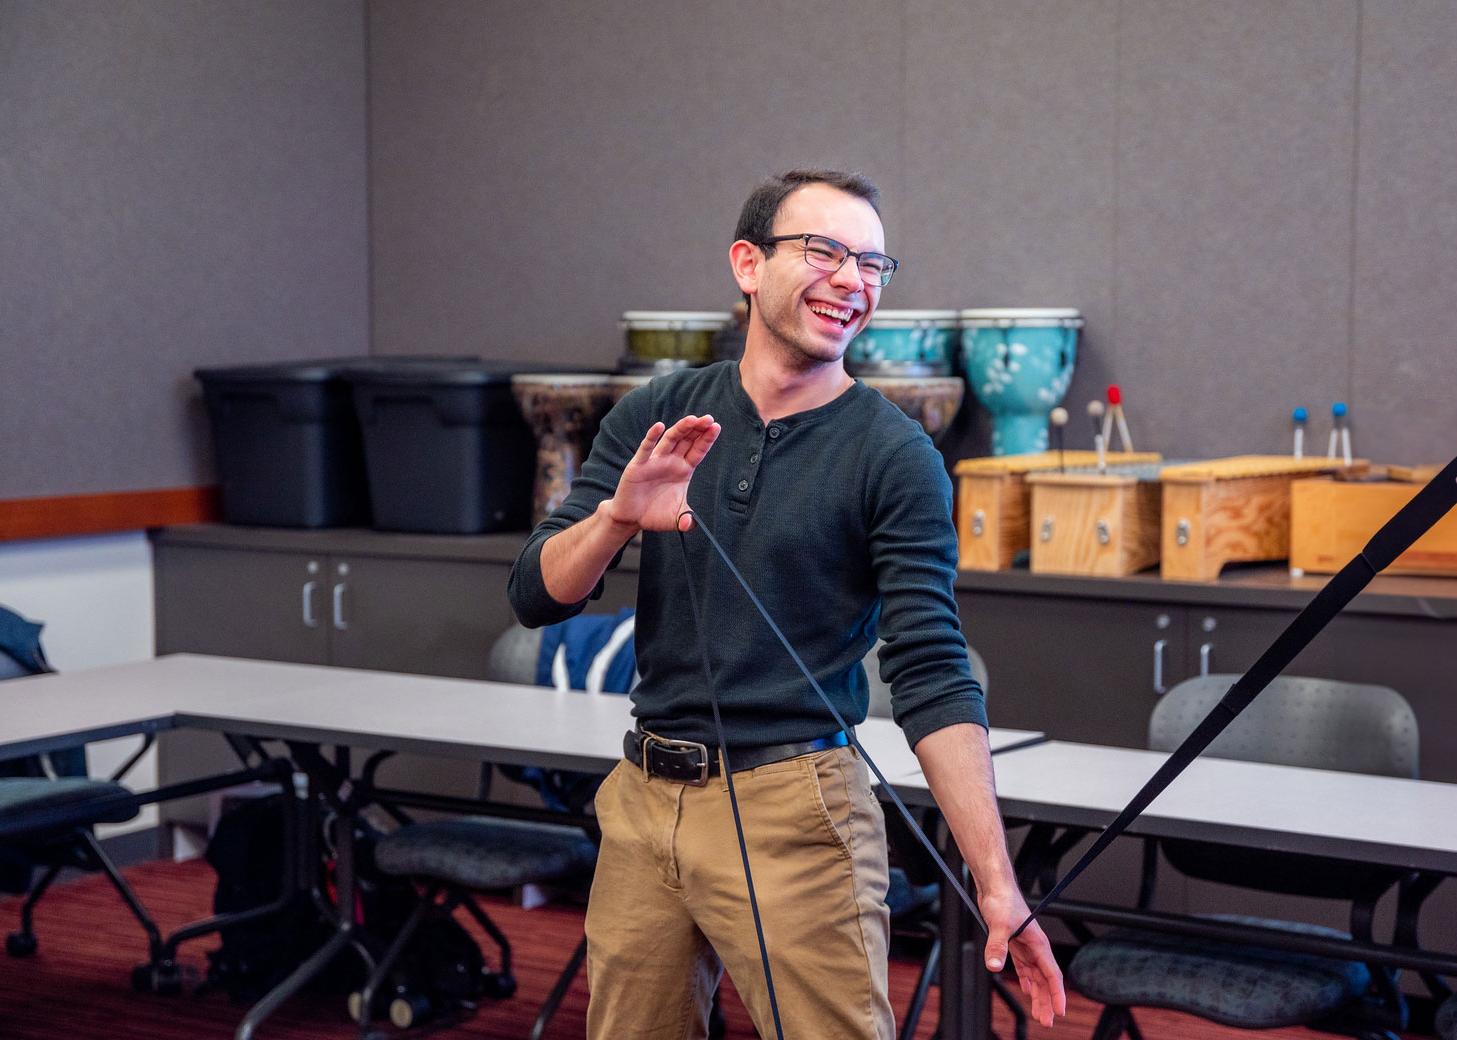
[605,415,721,533]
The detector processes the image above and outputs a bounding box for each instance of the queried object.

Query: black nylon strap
[1012,456,1457,939]
[677,508,990,938]
[679,524,787,1040]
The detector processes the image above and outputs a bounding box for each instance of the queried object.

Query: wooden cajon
[1290,470,1457,576]
[1026,471,1162,576]
[953,451,1161,571]
[1159,456,1362,582]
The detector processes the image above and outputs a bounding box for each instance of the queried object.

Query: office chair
[864,639,1028,1040]
[1437,993,1457,1040]
[0,614,166,972]
[1067,674,1421,1040]
[349,618,622,1038]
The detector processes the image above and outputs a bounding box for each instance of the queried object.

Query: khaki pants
[585,745,894,1040]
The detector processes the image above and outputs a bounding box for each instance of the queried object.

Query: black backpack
[203,795,342,1001]
[204,796,485,1007]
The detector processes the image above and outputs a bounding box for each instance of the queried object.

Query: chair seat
[374,815,597,890]
[1068,915,1372,1029]
[0,777,138,828]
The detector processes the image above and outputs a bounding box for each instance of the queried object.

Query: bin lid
[195,355,479,385]
[342,359,601,387]
[622,311,731,330]
[958,308,1083,327]
[865,309,960,329]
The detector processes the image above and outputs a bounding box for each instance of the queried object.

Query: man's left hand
[978,885,1067,1028]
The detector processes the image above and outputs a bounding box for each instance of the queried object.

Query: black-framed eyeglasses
[756,233,899,287]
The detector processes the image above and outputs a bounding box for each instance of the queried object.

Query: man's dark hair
[733,169,882,314]
[734,169,881,252]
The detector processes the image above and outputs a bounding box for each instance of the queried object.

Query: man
[508,170,1065,1038]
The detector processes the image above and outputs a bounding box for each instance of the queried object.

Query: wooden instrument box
[953,451,1161,571]
[1159,456,1360,582]
[1290,471,1457,576]
[1026,470,1162,576]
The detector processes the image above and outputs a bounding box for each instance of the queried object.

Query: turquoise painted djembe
[960,308,1082,455]
[845,310,959,378]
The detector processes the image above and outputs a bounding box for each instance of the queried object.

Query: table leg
[937,838,994,1039]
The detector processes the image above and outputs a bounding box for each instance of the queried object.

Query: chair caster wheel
[481,971,517,999]
[131,960,183,995]
[349,988,394,1023]
[5,932,37,958]
[390,992,434,1029]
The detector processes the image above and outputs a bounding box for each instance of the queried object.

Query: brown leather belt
[622,725,850,786]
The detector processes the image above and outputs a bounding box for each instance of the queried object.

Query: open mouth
[806,300,857,332]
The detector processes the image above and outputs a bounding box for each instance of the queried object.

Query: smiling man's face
[747,182,885,369]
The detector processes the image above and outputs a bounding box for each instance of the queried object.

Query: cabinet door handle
[301,581,319,628]
[1200,642,1213,676]
[332,582,348,631]
[1153,638,1168,695]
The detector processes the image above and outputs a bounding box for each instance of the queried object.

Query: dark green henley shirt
[507,360,987,750]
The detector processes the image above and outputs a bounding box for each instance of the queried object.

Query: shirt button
[768,426,781,439]
[750,453,759,464]
[737,479,750,492]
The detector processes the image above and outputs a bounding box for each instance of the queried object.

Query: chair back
[487,624,543,686]
[489,615,636,694]
[865,639,988,721]
[1149,674,1419,899]
[0,606,86,779]
[1150,674,1418,779]
[486,616,634,815]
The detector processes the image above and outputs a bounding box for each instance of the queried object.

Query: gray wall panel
[1114,0,1358,461]
[373,0,1453,467]
[12,1,1455,499]
[0,0,368,499]
[902,0,1118,457]
[369,0,904,369]
[1351,1,1457,466]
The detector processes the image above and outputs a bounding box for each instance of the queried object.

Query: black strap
[680,525,786,1040]
[678,508,991,1040]
[1011,455,1457,939]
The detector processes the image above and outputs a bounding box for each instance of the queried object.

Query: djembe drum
[961,308,1082,455]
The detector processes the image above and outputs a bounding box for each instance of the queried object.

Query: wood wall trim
[0,487,220,542]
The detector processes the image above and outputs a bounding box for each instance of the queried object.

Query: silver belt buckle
[641,730,711,786]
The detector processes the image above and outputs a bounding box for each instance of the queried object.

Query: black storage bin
[346,361,543,534]
[196,357,476,528]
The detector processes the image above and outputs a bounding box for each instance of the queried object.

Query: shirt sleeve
[867,433,988,748]
[506,387,647,629]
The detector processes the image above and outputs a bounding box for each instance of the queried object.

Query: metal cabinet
[154,545,331,665]
[151,528,641,831]
[958,586,1457,782]
[957,592,1179,748]
[155,546,507,679]
[153,528,1456,796]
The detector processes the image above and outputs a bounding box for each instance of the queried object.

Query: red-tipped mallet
[1106,384,1134,452]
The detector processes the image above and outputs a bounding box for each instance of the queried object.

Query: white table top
[0,655,1041,779]
[4,656,1453,873]
[990,740,1457,873]
[0,660,187,760]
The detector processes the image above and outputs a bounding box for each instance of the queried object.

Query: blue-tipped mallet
[1327,402,1352,464]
